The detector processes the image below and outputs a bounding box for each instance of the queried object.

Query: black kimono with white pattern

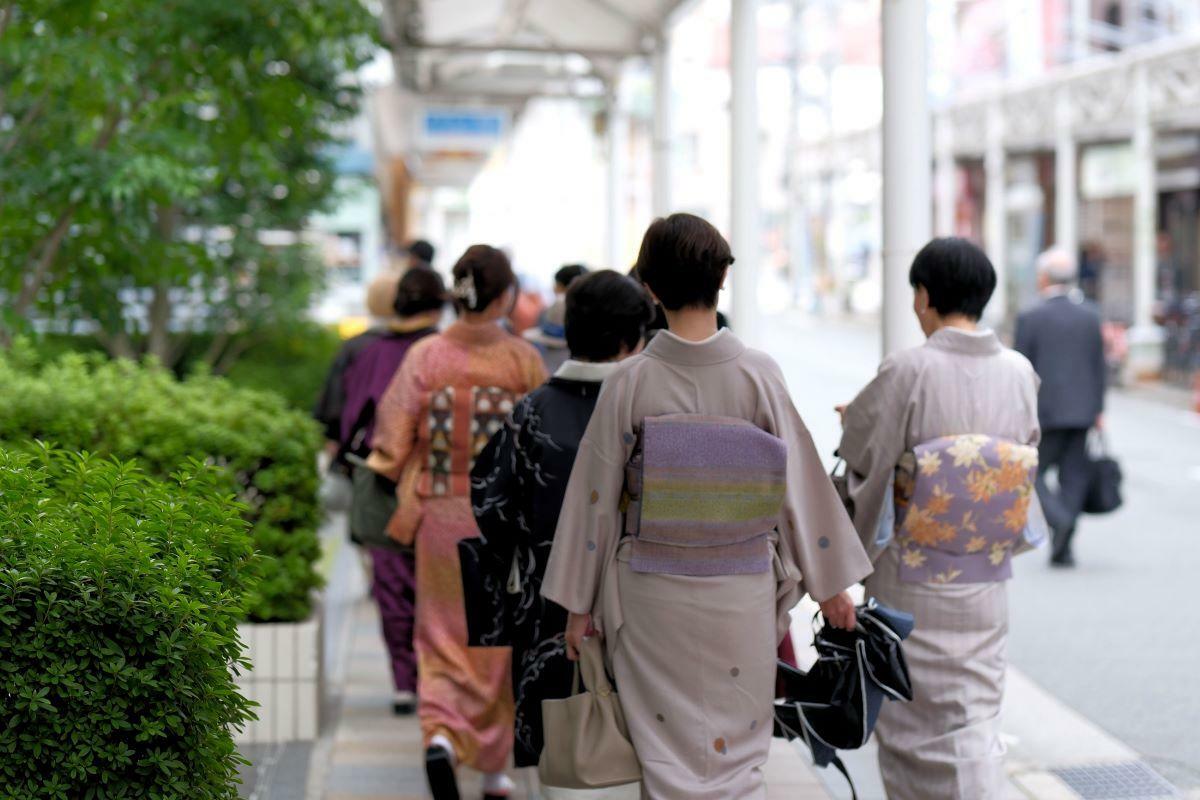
[469,376,602,767]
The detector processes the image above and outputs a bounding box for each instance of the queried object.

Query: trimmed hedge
[0,346,323,622]
[0,447,255,799]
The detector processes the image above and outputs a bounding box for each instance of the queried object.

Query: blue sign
[422,109,505,139]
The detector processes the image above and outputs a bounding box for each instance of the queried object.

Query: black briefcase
[1083,432,1123,515]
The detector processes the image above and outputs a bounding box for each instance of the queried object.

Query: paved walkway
[314,578,833,800]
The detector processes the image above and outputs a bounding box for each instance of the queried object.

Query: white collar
[553,360,620,382]
[658,328,728,346]
[1041,284,1073,299]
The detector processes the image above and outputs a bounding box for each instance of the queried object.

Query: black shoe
[392,691,416,716]
[1050,551,1076,568]
[424,745,460,800]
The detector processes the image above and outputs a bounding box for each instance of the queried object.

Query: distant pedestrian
[406,238,436,271]
[839,237,1043,799]
[368,245,547,800]
[523,265,589,373]
[1014,247,1106,567]
[313,271,405,467]
[338,267,446,716]
[469,270,654,773]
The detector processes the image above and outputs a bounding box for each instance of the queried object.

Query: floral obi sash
[621,414,787,576]
[893,434,1039,584]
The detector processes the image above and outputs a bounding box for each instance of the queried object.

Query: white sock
[482,772,514,794]
[429,733,457,766]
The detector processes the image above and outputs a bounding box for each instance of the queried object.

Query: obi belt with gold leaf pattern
[622,414,787,576]
[893,434,1038,584]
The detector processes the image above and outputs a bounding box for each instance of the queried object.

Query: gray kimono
[839,327,1041,800]
[544,329,872,799]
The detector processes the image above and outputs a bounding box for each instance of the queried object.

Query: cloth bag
[345,455,409,553]
[538,637,641,789]
[1084,430,1123,514]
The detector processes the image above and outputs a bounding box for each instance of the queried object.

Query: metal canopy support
[1131,63,1157,332]
[652,37,673,218]
[730,0,760,343]
[983,100,1007,325]
[607,83,628,270]
[881,0,930,355]
[1054,88,1078,259]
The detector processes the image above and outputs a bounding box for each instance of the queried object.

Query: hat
[524,299,567,350]
[365,272,402,320]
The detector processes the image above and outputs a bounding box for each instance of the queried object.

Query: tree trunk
[147,283,173,364]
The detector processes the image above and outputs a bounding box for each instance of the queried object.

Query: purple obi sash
[894,434,1038,584]
[622,414,787,576]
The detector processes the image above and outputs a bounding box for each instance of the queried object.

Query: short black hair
[407,239,435,265]
[554,263,589,289]
[394,266,446,317]
[565,270,656,361]
[908,237,997,320]
[633,213,733,311]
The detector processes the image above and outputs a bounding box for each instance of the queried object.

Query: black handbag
[1083,431,1123,515]
[458,536,513,647]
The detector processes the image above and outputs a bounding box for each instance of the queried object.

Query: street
[763,311,1200,793]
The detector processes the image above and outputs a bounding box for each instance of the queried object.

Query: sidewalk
[314,579,833,800]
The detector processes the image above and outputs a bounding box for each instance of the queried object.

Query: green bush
[192,323,344,412]
[24,322,344,414]
[0,347,323,622]
[0,447,255,799]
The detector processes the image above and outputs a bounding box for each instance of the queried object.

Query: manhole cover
[1052,761,1178,799]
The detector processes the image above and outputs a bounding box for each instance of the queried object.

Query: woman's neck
[934,314,978,333]
[663,307,719,342]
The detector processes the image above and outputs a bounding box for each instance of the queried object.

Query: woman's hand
[818,591,858,631]
[565,612,595,661]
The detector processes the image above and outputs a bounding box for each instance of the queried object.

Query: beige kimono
[543,329,872,800]
[839,327,1041,800]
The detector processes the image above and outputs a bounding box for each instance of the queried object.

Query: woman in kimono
[368,245,547,800]
[338,267,445,716]
[469,270,655,772]
[542,214,873,799]
[838,238,1042,799]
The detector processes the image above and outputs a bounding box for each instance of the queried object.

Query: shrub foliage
[0,347,323,621]
[0,447,255,799]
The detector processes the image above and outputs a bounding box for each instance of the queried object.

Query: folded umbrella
[773,599,915,799]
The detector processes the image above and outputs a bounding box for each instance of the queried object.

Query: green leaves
[0,448,255,799]
[0,0,380,364]
[0,350,323,622]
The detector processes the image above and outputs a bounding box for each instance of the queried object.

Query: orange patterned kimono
[369,320,546,771]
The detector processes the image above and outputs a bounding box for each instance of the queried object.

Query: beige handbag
[538,637,642,789]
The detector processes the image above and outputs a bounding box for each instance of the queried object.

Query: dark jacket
[1014,293,1106,431]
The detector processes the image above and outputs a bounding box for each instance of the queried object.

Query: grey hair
[1036,247,1078,285]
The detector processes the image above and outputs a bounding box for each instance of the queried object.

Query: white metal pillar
[881,0,931,355]
[1131,64,1157,331]
[983,101,1007,324]
[934,114,956,237]
[606,86,627,270]
[1054,88,1078,259]
[1071,0,1091,61]
[652,38,673,218]
[730,0,760,341]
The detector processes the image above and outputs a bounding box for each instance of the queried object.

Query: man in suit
[1014,247,1107,567]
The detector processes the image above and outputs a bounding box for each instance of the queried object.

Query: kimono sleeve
[759,362,873,613]
[838,353,919,560]
[365,343,427,481]
[541,376,630,618]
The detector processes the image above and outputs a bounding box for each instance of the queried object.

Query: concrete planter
[234,604,323,743]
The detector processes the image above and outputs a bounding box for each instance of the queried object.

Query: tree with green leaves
[0,0,379,367]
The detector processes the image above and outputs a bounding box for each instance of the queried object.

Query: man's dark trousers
[1037,428,1091,562]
